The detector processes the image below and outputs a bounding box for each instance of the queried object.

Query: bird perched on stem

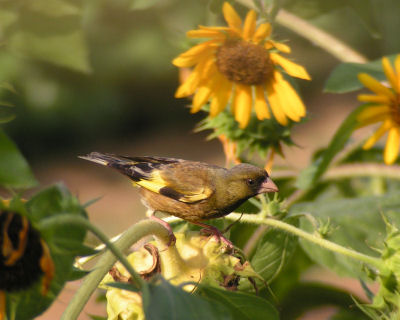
[79,152,278,248]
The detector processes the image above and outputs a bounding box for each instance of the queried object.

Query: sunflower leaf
[324,54,398,93]
[0,128,37,188]
[296,106,364,190]
[196,285,279,320]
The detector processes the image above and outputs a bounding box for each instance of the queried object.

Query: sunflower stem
[236,0,367,63]
[226,212,385,271]
[39,216,171,320]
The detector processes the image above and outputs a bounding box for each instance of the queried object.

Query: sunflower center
[216,40,273,85]
[391,95,400,125]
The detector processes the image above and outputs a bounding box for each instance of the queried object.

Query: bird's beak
[258,178,279,193]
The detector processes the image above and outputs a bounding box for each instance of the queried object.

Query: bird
[79,152,278,248]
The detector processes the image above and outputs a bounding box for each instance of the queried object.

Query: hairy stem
[39,216,171,320]
[226,213,384,271]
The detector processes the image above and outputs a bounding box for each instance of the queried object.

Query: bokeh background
[1,0,399,318]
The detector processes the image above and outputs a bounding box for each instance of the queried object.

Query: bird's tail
[78,152,139,173]
[79,152,153,182]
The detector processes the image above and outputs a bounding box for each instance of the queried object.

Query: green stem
[39,216,171,320]
[324,164,400,181]
[226,213,385,271]
[39,215,144,288]
[236,0,367,63]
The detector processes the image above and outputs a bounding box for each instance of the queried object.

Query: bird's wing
[132,159,215,203]
[80,153,214,203]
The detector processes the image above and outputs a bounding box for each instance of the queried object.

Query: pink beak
[258,178,279,193]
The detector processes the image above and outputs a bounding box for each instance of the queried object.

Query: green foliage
[0,128,37,188]
[2,0,400,319]
[240,216,299,290]
[279,283,369,320]
[296,106,364,190]
[197,109,295,160]
[144,279,231,320]
[291,192,400,278]
[283,0,379,37]
[197,285,279,320]
[0,0,90,72]
[5,185,88,320]
[324,54,398,93]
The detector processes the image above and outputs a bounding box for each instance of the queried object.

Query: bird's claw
[200,226,234,251]
[149,215,176,247]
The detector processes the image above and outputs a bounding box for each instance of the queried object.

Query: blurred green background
[1,0,400,319]
[1,0,400,162]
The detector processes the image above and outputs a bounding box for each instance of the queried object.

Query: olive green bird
[79,152,278,247]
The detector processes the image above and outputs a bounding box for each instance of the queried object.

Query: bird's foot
[193,223,234,251]
[149,215,176,246]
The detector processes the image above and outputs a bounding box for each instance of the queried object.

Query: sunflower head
[173,2,310,129]
[357,55,400,164]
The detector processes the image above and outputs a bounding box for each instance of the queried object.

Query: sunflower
[173,2,311,129]
[357,55,400,165]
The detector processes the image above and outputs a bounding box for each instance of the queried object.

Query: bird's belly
[139,188,222,222]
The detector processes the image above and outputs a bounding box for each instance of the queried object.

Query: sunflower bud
[368,222,400,317]
[102,232,261,320]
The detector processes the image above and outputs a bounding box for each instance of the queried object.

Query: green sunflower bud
[367,221,400,318]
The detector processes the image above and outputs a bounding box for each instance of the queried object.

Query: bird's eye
[247,178,255,186]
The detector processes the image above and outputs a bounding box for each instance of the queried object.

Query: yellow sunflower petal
[175,72,198,98]
[357,105,391,122]
[357,94,391,104]
[358,73,396,100]
[253,23,271,43]
[273,71,306,120]
[186,29,226,39]
[382,57,398,93]
[177,40,219,58]
[270,53,311,80]
[266,40,291,53]
[191,83,214,113]
[384,127,400,164]
[223,2,242,34]
[254,85,270,120]
[243,10,257,41]
[174,57,214,97]
[200,58,217,80]
[233,84,252,128]
[265,79,288,125]
[363,120,392,150]
[209,76,232,117]
[198,25,231,32]
[172,50,213,68]
[199,25,239,37]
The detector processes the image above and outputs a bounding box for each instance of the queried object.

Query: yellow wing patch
[133,170,212,203]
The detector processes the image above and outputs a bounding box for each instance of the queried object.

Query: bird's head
[227,163,278,199]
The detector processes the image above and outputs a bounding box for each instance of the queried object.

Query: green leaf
[296,106,364,190]
[24,0,81,17]
[4,3,90,72]
[290,192,400,279]
[105,282,141,292]
[279,283,369,320]
[130,0,162,10]
[0,128,37,188]
[282,0,379,38]
[6,185,88,320]
[240,217,298,291]
[144,279,231,320]
[324,54,398,93]
[197,285,279,320]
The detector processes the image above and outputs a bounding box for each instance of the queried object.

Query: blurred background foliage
[0,0,399,162]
